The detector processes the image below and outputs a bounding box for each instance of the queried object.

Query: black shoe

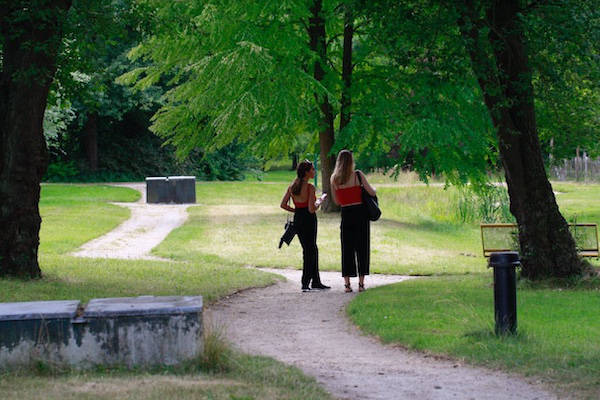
[312,283,331,290]
[302,287,311,292]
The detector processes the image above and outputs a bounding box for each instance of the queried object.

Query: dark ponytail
[291,160,313,195]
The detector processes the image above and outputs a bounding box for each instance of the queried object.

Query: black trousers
[294,208,322,287]
[340,205,370,277]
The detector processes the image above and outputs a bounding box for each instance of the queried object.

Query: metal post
[489,251,520,335]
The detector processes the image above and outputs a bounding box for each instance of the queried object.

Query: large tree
[358,0,596,279]
[454,0,590,279]
[0,0,148,278]
[0,0,72,278]
[122,0,403,210]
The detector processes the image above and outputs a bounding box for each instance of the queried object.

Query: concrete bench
[0,295,203,369]
[146,176,196,204]
[480,223,599,258]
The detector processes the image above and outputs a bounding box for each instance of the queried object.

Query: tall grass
[456,184,514,223]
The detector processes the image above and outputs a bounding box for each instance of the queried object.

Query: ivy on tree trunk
[457,0,588,279]
[0,0,72,278]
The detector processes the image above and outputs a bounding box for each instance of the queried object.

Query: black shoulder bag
[279,197,297,248]
[356,171,381,221]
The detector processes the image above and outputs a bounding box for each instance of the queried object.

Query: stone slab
[0,300,80,321]
[1,296,203,369]
[83,295,203,318]
[169,176,196,204]
[146,177,171,203]
[145,176,196,204]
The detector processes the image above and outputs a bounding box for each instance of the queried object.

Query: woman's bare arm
[280,186,294,212]
[329,177,339,205]
[357,170,376,196]
[308,184,319,213]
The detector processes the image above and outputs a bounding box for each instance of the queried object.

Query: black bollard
[489,251,520,335]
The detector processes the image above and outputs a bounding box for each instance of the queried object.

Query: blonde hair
[332,150,354,186]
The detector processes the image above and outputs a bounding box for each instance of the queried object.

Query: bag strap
[356,171,364,187]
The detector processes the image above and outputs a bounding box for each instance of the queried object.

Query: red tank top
[335,186,362,206]
[292,197,308,208]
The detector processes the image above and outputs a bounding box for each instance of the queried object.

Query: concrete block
[146,176,196,204]
[146,177,170,203]
[169,176,196,204]
[0,300,80,367]
[0,296,203,369]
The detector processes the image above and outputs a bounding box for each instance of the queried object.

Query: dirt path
[71,183,190,260]
[72,183,555,399]
[209,269,555,400]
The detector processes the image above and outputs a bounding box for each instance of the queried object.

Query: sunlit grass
[0,350,332,400]
[348,274,600,398]
[40,184,139,255]
[1,255,280,304]
[154,181,487,275]
[1,183,328,400]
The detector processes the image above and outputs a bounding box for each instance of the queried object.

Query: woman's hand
[315,193,327,207]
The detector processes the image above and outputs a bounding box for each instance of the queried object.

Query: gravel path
[209,268,555,400]
[71,183,190,260]
[72,183,555,399]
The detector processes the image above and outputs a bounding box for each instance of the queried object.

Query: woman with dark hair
[330,150,376,292]
[280,160,329,292]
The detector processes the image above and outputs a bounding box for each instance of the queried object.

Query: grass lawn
[348,275,600,398]
[2,177,599,398]
[154,182,485,275]
[1,184,280,304]
[0,350,332,400]
[1,183,329,400]
[154,175,600,398]
[0,351,332,400]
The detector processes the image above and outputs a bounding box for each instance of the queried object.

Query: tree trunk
[457,0,587,279]
[0,1,72,278]
[83,112,99,171]
[308,0,338,211]
[339,7,354,132]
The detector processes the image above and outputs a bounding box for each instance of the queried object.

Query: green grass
[3,184,282,304]
[0,351,332,400]
[3,178,600,398]
[347,274,600,398]
[154,181,486,275]
[341,180,600,397]
[0,255,280,304]
[157,178,599,272]
[2,184,282,304]
[1,183,330,400]
[40,184,139,255]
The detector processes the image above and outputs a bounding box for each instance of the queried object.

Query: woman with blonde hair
[280,160,329,292]
[330,150,376,292]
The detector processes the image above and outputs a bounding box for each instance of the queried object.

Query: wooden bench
[480,223,599,258]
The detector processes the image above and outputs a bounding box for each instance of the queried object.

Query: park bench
[480,223,599,258]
